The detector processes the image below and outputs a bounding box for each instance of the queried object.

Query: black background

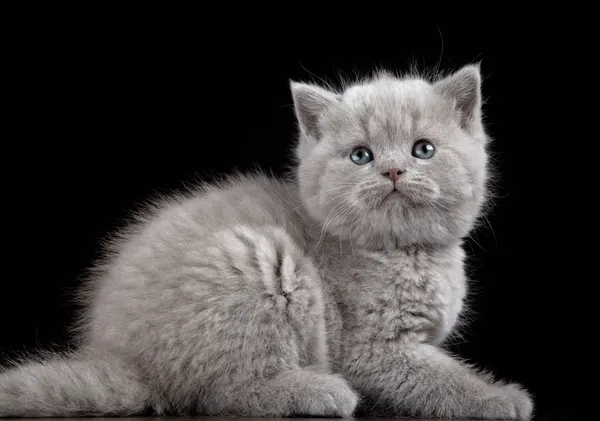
[4,12,580,421]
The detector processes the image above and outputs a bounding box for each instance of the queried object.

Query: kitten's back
[80,171,306,346]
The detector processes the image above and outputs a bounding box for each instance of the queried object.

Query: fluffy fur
[0,65,533,419]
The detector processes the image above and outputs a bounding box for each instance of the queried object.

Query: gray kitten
[0,64,533,419]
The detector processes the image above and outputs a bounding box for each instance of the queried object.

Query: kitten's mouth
[379,188,403,205]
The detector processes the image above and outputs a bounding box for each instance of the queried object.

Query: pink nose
[382,168,403,183]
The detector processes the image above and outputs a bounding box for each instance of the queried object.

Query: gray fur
[0,65,533,419]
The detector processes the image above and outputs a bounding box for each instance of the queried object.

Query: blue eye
[412,139,435,159]
[350,147,373,165]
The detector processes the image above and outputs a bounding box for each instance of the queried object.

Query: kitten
[0,65,533,419]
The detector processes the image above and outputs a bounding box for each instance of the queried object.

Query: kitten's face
[292,66,489,249]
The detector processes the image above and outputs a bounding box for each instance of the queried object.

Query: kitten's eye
[412,139,436,159]
[350,147,374,165]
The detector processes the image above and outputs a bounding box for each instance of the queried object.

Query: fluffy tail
[0,348,151,418]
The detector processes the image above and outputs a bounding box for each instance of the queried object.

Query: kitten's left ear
[290,82,341,139]
[434,65,483,136]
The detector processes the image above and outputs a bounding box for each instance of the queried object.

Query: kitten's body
[0,66,533,419]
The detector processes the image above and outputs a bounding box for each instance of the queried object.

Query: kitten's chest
[326,245,466,345]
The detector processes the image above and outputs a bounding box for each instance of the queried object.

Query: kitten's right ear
[290,82,341,139]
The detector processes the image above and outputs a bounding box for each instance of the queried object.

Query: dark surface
[4,414,590,421]
[0,418,585,421]
[0,417,506,421]
[5,10,582,421]
[1,419,486,421]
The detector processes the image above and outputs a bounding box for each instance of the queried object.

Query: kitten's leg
[166,225,357,417]
[344,341,533,420]
[230,368,358,417]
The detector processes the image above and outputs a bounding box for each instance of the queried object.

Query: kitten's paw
[481,383,533,420]
[293,373,359,417]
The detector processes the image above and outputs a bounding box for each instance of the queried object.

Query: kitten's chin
[380,190,403,204]
[376,188,431,211]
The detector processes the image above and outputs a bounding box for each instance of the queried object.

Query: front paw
[481,383,533,420]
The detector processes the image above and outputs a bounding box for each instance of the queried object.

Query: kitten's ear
[290,82,341,139]
[434,65,483,136]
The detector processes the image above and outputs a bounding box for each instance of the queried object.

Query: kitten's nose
[381,168,404,183]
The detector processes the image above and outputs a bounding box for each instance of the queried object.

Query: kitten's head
[291,65,491,250]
